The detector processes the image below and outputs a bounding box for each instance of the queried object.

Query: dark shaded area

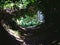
[0,23,21,45]
[22,0,60,45]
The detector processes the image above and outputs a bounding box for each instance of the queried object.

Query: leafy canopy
[0,0,36,10]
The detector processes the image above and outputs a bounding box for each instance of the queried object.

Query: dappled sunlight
[7,29,24,42]
[1,20,24,42]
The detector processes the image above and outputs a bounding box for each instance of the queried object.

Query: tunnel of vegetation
[0,0,45,29]
[0,0,60,45]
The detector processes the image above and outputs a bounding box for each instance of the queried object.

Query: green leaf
[31,0,35,3]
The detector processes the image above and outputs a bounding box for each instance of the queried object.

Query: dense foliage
[0,0,36,10]
[16,14,41,27]
[0,0,44,27]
